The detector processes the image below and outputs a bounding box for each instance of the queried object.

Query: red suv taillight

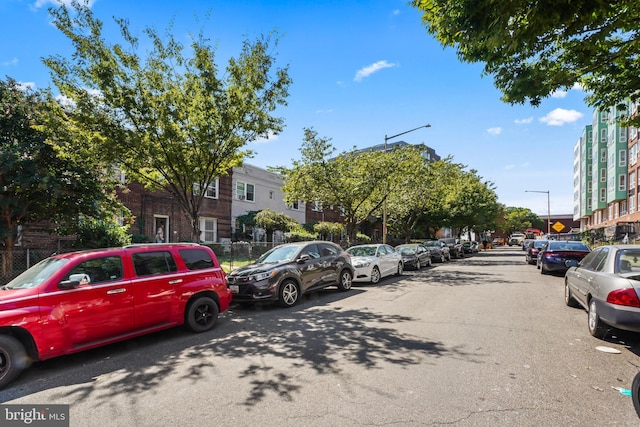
[606,288,640,308]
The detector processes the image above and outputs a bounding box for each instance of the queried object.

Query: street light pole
[525,190,551,235]
[382,124,431,244]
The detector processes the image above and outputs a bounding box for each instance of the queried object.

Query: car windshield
[397,246,416,255]
[347,246,377,257]
[256,245,300,263]
[2,257,69,290]
[533,240,548,248]
[423,242,438,247]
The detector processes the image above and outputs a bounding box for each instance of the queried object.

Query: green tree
[276,128,417,246]
[254,209,299,242]
[411,0,640,125]
[0,77,122,276]
[44,1,291,242]
[502,207,541,236]
[313,221,344,242]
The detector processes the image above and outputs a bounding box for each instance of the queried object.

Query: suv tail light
[606,288,640,308]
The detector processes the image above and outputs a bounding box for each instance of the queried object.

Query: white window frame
[600,168,606,182]
[288,201,300,210]
[620,127,627,143]
[631,195,637,214]
[601,148,607,162]
[600,188,606,202]
[619,174,627,192]
[199,217,217,243]
[194,180,219,199]
[620,149,627,167]
[236,181,255,202]
[601,128,608,143]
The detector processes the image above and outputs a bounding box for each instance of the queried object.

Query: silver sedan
[564,245,640,339]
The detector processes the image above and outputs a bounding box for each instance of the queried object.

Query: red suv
[0,243,232,388]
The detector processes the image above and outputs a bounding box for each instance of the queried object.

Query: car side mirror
[297,254,311,263]
[59,273,89,289]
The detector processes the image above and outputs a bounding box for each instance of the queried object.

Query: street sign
[552,221,565,233]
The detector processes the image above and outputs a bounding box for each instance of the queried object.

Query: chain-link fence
[0,241,282,284]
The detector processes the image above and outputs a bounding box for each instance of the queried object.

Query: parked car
[227,241,354,308]
[462,241,478,254]
[525,240,548,265]
[470,241,480,253]
[346,244,403,283]
[423,240,450,262]
[439,238,465,259]
[537,240,591,275]
[509,233,525,246]
[395,243,432,270]
[0,243,232,389]
[522,238,534,251]
[564,245,640,339]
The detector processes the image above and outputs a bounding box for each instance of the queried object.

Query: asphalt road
[2,245,640,426]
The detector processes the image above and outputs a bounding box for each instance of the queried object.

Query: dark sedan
[226,241,354,308]
[537,240,590,275]
[525,240,548,265]
[564,245,640,339]
[395,243,432,270]
[423,240,450,262]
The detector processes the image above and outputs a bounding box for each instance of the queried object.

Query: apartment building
[574,100,640,241]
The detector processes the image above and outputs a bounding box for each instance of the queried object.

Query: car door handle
[107,288,126,294]
[169,279,183,285]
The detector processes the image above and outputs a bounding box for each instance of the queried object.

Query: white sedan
[346,244,403,284]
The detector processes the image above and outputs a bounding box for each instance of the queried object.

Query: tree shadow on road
[1,288,481,409]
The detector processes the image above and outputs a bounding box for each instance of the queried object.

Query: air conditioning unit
[238,195,245,200]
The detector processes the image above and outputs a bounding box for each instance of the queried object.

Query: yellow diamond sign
[552,221,565,233]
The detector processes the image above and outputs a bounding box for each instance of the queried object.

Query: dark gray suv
[226,241,354,307]
[439,238,465,259]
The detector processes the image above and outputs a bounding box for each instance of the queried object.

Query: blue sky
[1,0,593,216]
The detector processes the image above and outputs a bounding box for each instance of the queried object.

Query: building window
[631,195,637,214]
[619,174,627,191]
[587,181,593,192]
[601,128,608,143]
[236,181,255,202]
[600,111,608,123]
[587,197,592,210]
[194,180,219,199]
[631,171,636,190]
[601,148,607,162]
[600,168,606,182]
[269,191,274,199]
[600,188,606,202]
[587,164,592,176]
[312,201,323,212]
[199,217,217,243]
[621,201,628,216]
[620,127,627,143]
[631,144,638,166]
[289,201,299,210]
[620,149,627,167]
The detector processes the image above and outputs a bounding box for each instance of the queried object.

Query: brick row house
[573,100,640,241]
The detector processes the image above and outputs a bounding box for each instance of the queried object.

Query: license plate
[230,285,239,293]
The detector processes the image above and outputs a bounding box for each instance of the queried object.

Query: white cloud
[487,127,502,135]
[56,94,75,107]
[315,109,334,114]
[550,90,568,98]
[32,0,95,9]
[17,81,35,91]
[254,131,278,144]
[514,117,533,125]
[2,57,18,67]
[539,108,583,126]
[353,60,397,82]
